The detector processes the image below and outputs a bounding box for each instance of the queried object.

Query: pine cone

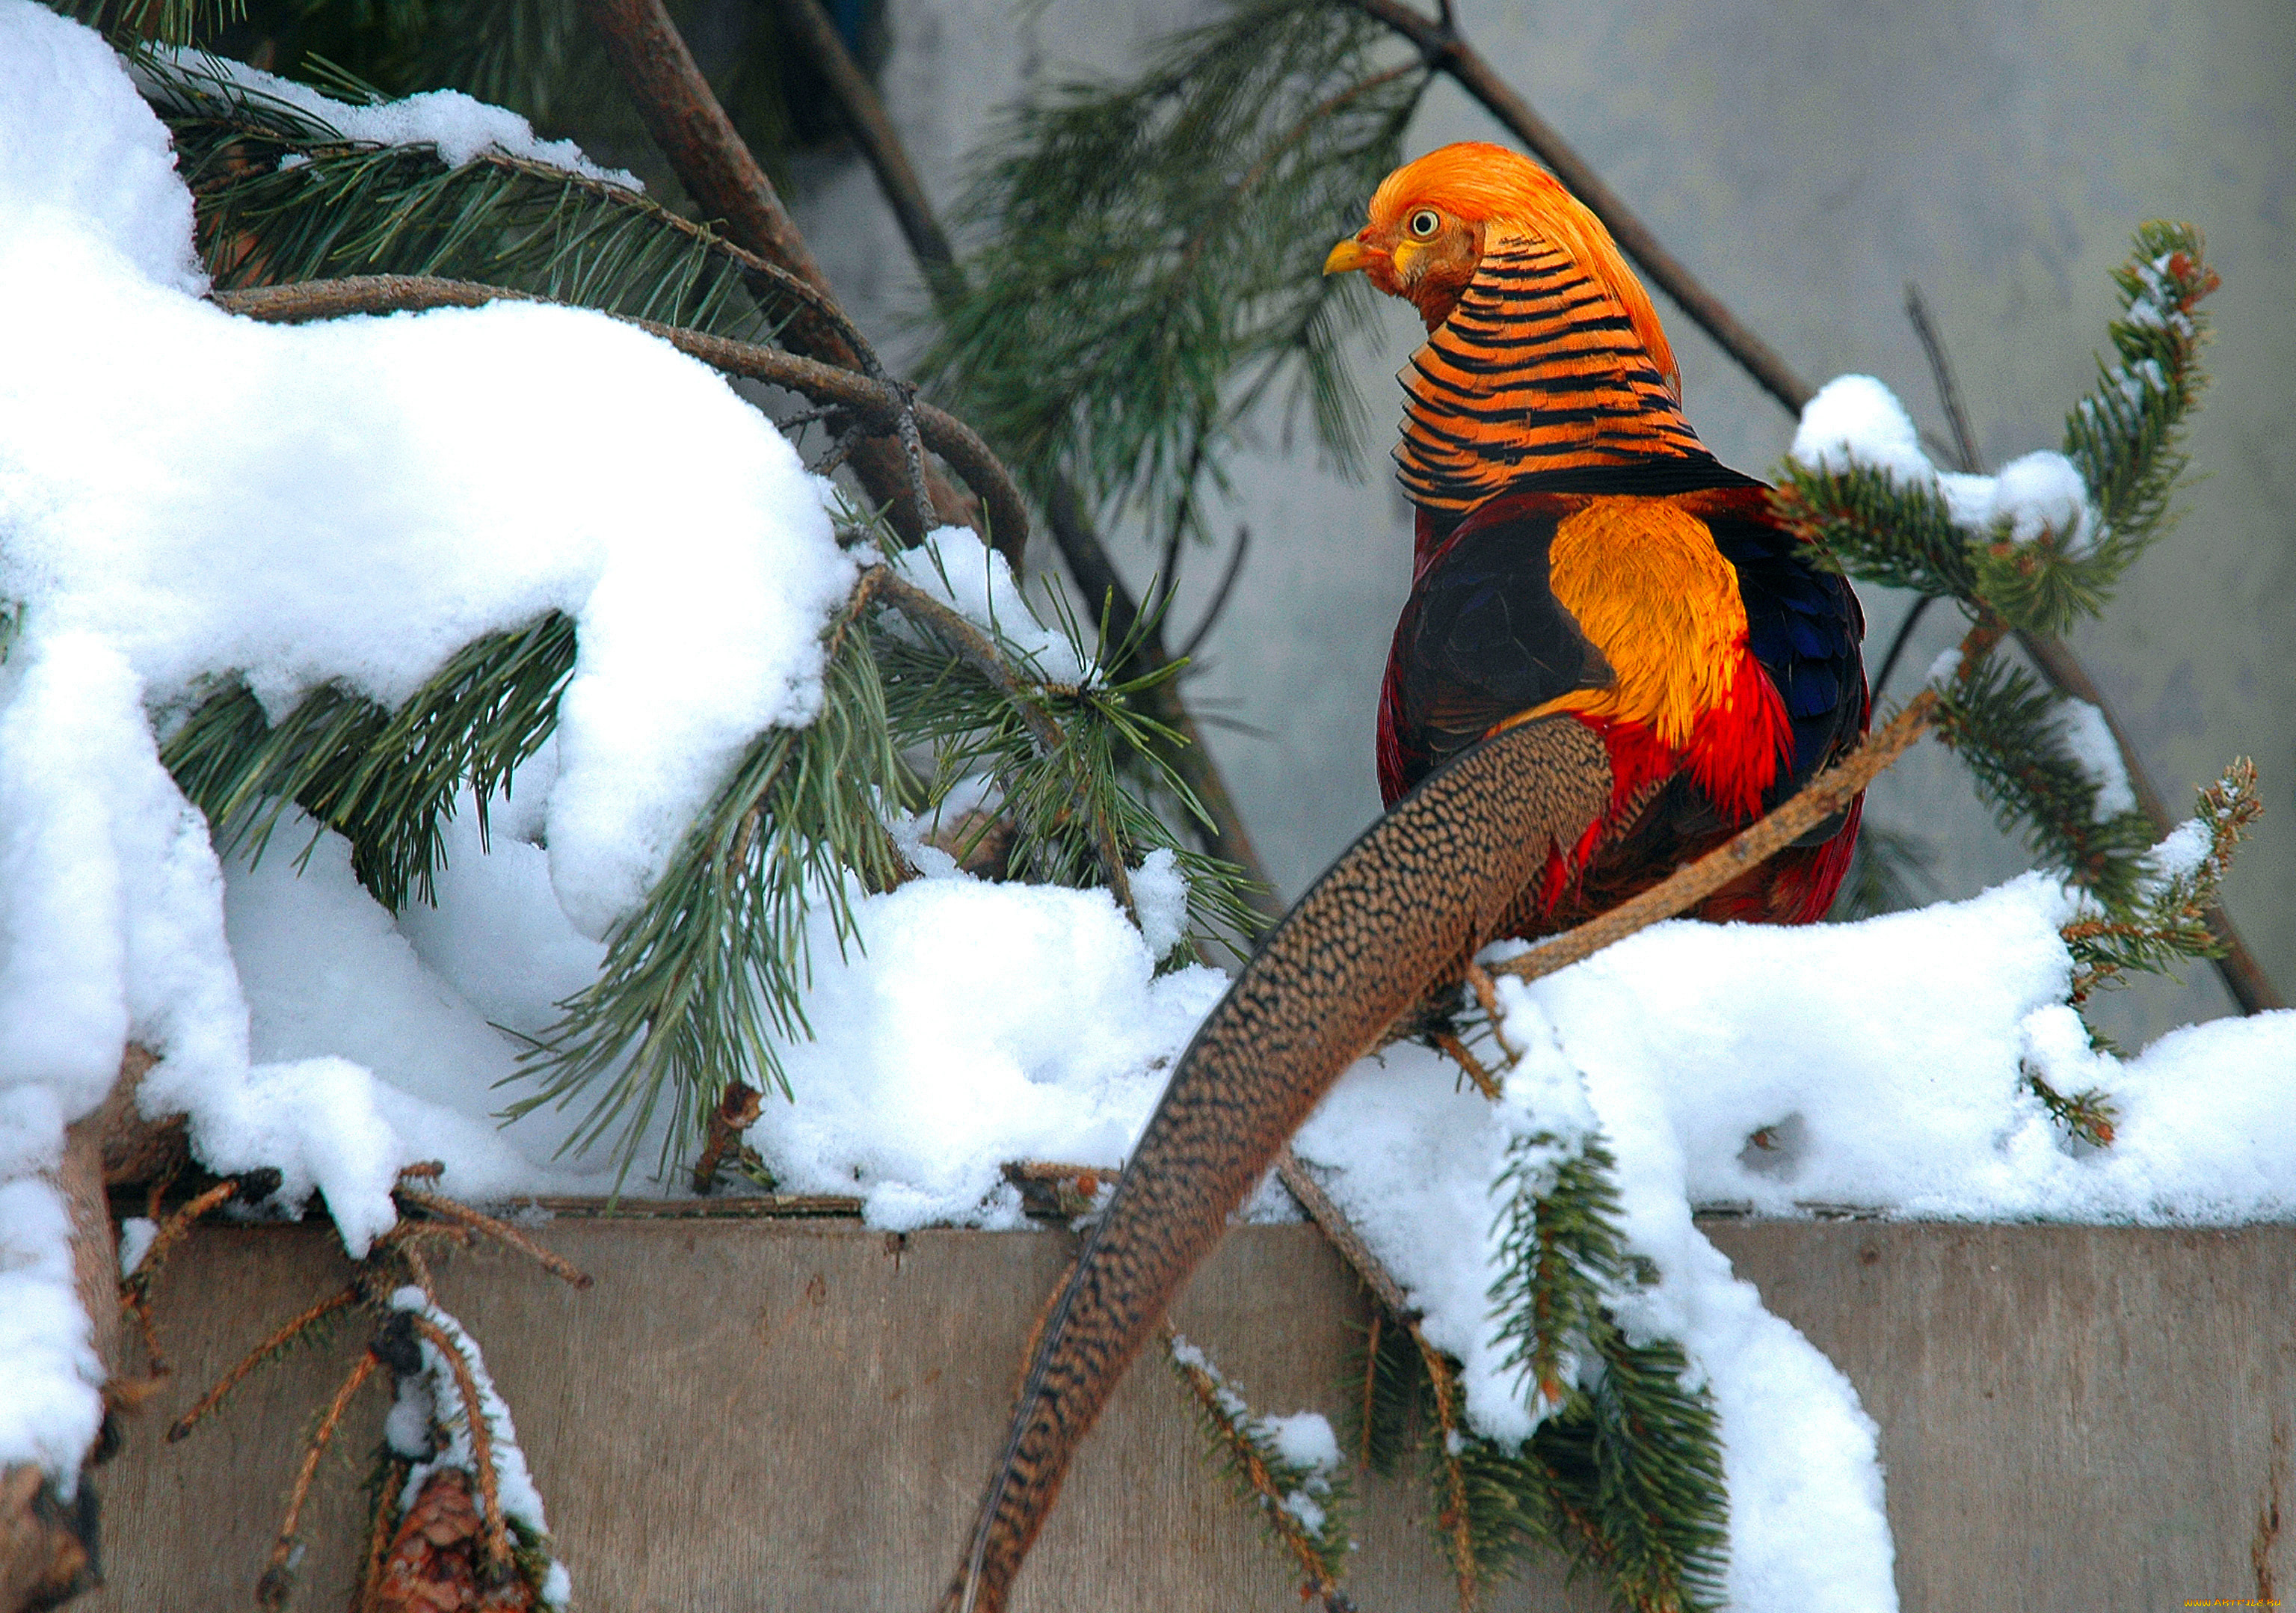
[369,1469,534,1613]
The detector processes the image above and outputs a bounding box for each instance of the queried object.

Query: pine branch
[1490,1137,1628,1419]
[1166,1332,1355,1606]
[49,0,241,48]
[2063,758,2262,1000]
[873,559,1264,953]
[161,611,575,912]
[139,50,781,337]
[771,0,1285,929]
[506,593,904,1175]
[1933,654,2161,910]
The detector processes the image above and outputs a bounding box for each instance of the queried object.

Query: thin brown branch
[1346,0,1812,415]
[1356,1310,1385,1469]
[1275,1151,1415,1320]
[1905,283,1981,474]
[209,275,1029,564]
[1431,1031,1501,1101]
[257,1348,381,1609]
[393,1187,594,1291]
[354,1454,413,1613]
[407,1316,511,1573]
[872,568,1137,921]
[167,1284,361,1445]
[773,0,960,286]
[1418,1333,1480,1611]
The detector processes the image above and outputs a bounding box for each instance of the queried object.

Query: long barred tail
[938,716,1612,1612]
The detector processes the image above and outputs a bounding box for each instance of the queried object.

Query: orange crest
[1365,143,1679,399]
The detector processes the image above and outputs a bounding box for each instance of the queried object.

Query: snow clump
[1790,374,2097,553]
[142,46,640,187]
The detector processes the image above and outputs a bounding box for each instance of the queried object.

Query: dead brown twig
[256,1348,381,1609]
[391,1187,593,1291]
[692,1080,765,1193]
[165,1284,361,1445]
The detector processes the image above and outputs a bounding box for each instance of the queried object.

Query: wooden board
[82,1218,2294,1610]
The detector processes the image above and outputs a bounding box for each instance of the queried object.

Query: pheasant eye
[1408,209,1441,239]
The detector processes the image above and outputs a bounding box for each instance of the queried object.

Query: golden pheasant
[939,142,1865,1612]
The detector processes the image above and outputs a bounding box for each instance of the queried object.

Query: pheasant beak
[1323,236,1379,275]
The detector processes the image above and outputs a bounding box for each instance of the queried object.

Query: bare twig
[166,1285,361,1445]
[692,1080,765,1193]
[1275,1150,1415,1320]
[1430,1030,1501,1101]
[210,275,1029,562]
[257,1348,381,1609]
[1492,690,1942,991]
[774,0,961,288]
[1905,283,1982,473]
[393,1187,594,1291]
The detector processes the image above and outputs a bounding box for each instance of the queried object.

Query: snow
[1169,1336,1341,1536]
[1129,847,1191,961]
[0,1,202,295]
[888,526,1090,686]
[1297,871,2296,1610]
[2052,698,2137,818]
[0,1179,102,1490]
[1789,375,2098,554]
[1263,1410,1341,1474]
[144,48,639,188]
[0,1,851,1477]
[741,867,1228,1230]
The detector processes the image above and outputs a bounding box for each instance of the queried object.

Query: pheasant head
[1324,141,1706,520]
[1325,141,1678,391]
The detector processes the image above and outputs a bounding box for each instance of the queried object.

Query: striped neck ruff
[1394,231,1709,518]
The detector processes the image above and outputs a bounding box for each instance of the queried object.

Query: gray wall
[795,0,2296,1042]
